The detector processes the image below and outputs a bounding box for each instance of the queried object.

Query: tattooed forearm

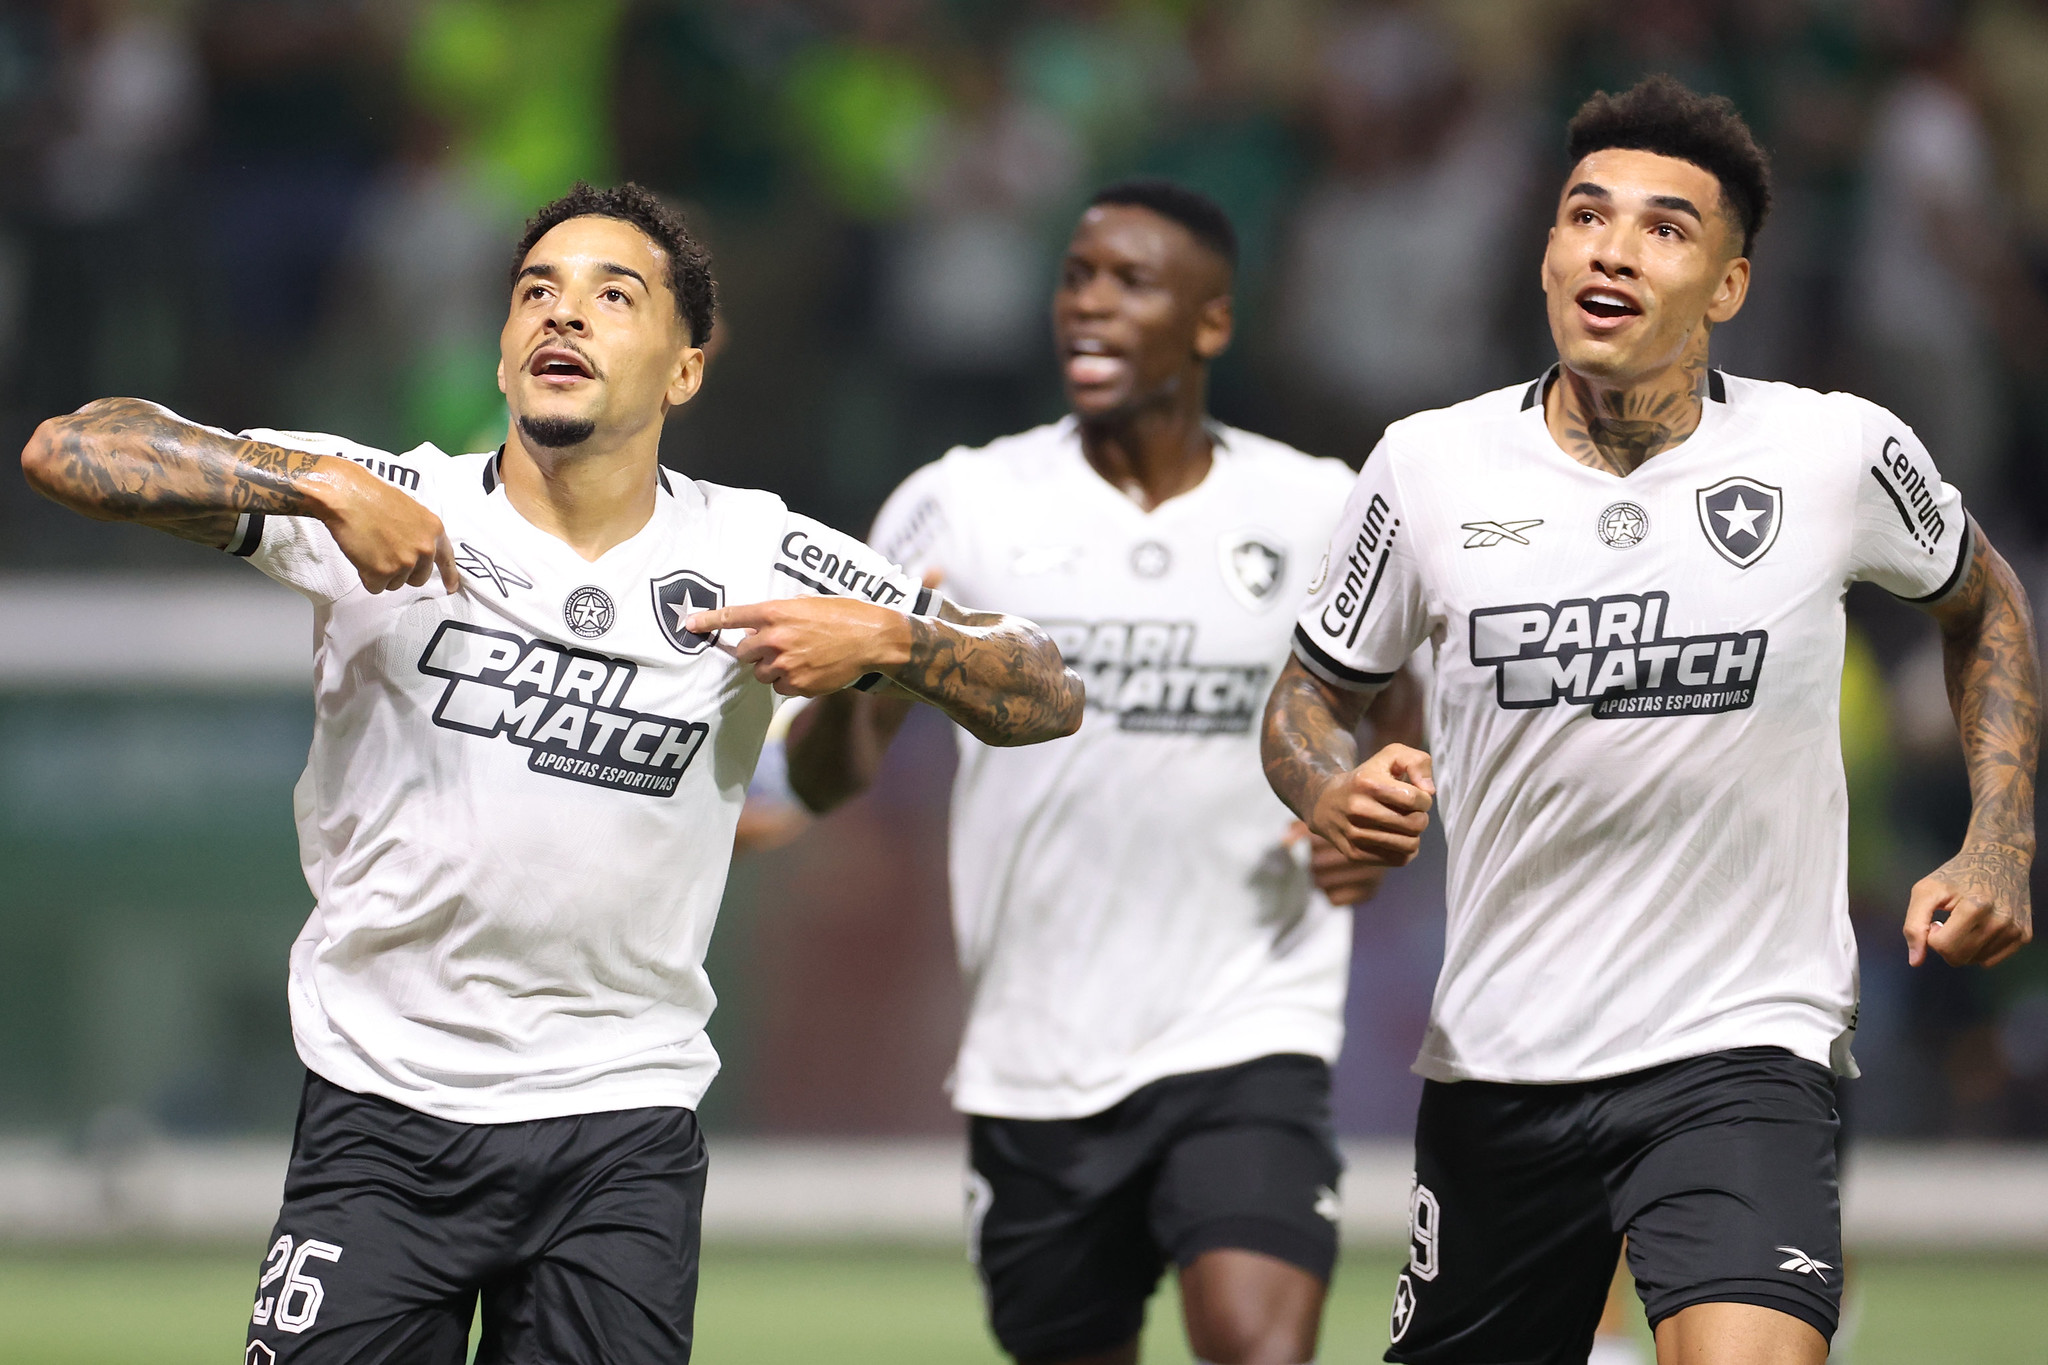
[1929,522,2040,900]
[883,601,1084,747]
[1261,656,1374,819]
[21,397,335,545]
[1549,342,1711,476]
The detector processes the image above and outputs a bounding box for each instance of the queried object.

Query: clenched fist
[1307,743,1435,866]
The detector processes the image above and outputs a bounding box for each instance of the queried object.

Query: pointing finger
[437,533,461,594]
[689,601,785,635]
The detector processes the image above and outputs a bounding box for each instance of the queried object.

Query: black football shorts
[1385,1046,1842,1364]
[968,1053,1344,1362]
[244,1071,705,1365]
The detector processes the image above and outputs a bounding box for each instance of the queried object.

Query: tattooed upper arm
[22,397,332,545]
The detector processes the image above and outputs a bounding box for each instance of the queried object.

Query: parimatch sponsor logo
[418,622,706,796]
[1469,591,1767,718]
[1047,620,1267,734]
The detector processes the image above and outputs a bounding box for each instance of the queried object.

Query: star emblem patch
[650,570,725,655]
[1697,476,1783,568]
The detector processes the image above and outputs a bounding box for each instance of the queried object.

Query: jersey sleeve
[1290,440,1430,691]
[1844,397,1973,602]
[771,510,943,617]
[867,458,962,582]
[225,428,437,606]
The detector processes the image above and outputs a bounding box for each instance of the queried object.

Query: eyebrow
[1566,181,1705,225]
[514,262,650,289]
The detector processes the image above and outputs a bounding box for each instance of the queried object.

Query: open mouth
[1064,337,1127,386]
[1576,287,1642,322]
[529,347,596,381]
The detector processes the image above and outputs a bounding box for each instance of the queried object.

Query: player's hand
[1287,820,1389,905]
[1307,743,1434,866]
[688,597,912,697]
[313,458,458,594]
[1904,841,2033,967]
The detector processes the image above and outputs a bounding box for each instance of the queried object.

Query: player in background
[1265,76,2038,1365]
[785,181,1419,1365]
[20,182,1082,1365]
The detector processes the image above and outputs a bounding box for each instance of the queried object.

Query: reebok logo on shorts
[1776,1246,1832,1282]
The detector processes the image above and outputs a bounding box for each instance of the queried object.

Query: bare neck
[1544,343,1711,478]
[500,430,661,561]
[1078,387,1213,513]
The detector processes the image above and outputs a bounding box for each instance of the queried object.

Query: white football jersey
[871,417,1359,1119]
[224,426,935,1123]
[1293,371,1971,1085]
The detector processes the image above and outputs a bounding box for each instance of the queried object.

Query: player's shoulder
[1375,377,1539,472]
[925,419,1078,491]
[1716,371,1902,460]
[1212,423,1354,493]
[686,477,791,528]
[873,420,1077,548]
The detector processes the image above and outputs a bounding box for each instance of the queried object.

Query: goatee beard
[518,414,597,449]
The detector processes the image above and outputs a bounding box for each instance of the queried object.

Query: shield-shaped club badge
[1220,533,1288,611]
[1695,476,1783,569]
[651,570,726,655]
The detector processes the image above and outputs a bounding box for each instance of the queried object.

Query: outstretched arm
[1907,519,2040,967]
[690,597,1084,749]
[20,397,456,592]
[1262,655,1433,866]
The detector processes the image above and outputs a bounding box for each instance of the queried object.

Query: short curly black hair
[1566,75,1773,258]
[1089,178,1238,269]
[510,182,717,346]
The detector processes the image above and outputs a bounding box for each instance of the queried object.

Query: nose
[545,293,588,335]
[1588,224,1639,281]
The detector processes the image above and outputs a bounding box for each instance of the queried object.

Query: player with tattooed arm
[1264,78,2037,1365]
[786,181,1420,1365]
[20,182,1081,1365]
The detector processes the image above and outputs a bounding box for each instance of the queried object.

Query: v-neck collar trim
[1521,365,1728,481]
[1061,415,1234,517]
[477,450,683,569]
[481,447,675,498]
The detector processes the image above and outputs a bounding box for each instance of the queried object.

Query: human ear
[1194,295,1233,362]
[665,347,706,410]
[1706,255,1750,325]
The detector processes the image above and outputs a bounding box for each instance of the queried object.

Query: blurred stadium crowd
[3,0,2048,1144]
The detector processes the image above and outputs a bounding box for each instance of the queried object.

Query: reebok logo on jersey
[1047,620,1269,734]
[1461,519,1543,548]
[1470,591,1768,718]
[1775,1246,1831,1282]
[776,531,909,606]
[419,622,707,796]
[1871,436,1950,553]
[455,542,534,598]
